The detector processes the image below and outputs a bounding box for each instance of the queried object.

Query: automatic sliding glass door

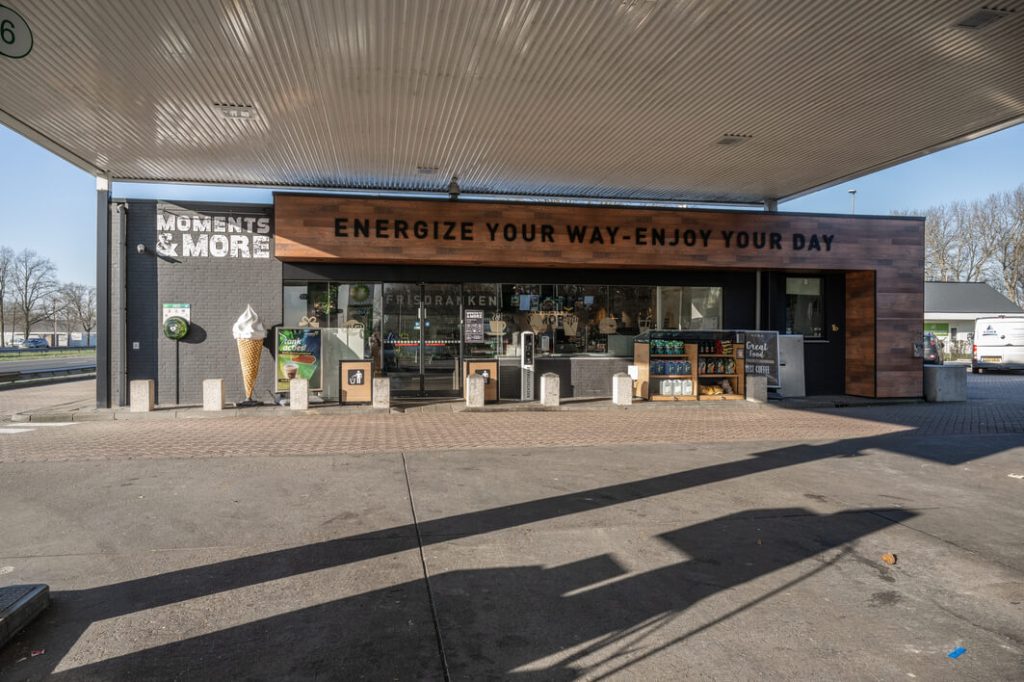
[382,283,462,397]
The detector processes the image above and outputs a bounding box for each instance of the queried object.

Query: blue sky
[1,122,1023,286]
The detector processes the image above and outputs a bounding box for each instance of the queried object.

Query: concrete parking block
[0,584,49,649]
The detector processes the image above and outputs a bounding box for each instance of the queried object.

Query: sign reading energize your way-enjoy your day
[332,217,836,252]
[274,196,879,272]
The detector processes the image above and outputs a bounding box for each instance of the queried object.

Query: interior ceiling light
[956,6,1014,29]
[214,103,257,120]
[717,133,753,146]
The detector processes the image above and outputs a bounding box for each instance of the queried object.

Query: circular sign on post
[163,316,190,341]
[0,5,32,59]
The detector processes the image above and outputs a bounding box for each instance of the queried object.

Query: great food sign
[156,208,272,259]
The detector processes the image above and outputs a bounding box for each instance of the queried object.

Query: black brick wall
[121,200,281,406]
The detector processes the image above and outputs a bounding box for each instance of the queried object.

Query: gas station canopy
[1,0,1022,203]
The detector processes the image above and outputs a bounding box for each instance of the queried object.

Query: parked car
[972,315,1024,373]
[17,337,49,349]
[922,332,943,365]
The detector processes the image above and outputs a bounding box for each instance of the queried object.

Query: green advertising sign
[924,322,949,335]
[275,328,322,392]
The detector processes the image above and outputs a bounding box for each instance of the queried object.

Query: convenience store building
[106,193,922,404]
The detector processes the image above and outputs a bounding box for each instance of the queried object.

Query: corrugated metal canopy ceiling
[1,0,1023,203]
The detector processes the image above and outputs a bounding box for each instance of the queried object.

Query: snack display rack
[633,330,745,401]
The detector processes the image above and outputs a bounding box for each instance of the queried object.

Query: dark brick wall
[121,200,280,406]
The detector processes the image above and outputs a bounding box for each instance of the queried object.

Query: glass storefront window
[286,281,728,368]
[555,284,610,354]
[786,277,823,338]
[657,286,723,330]
[282,281,381,399]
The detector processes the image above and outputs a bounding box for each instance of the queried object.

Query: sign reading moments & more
[156,208,272,259]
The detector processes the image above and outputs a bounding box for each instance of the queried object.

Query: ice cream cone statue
[233,305,266,406]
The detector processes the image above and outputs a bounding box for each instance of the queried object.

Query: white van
[972,316,1024,372]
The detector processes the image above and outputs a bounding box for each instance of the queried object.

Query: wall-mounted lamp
[136,243,147,254]
[448,175,460,201]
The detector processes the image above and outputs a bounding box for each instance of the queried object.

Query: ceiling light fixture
[717,133,753,146]
[214,103,257,120]
[956,6,1014,29]
[448,175,461,200]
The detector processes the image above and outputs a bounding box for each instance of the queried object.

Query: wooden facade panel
[876,292,924,315]
[877,371,925,398]
[275,195,924,273]
[275,194,926,399]
[845,271,875,397]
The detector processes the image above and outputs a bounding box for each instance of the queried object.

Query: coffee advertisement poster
[276,328,323,392]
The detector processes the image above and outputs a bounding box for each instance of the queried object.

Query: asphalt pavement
[0,354,95,374]
[0,374,1021,680]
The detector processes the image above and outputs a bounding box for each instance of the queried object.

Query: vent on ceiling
[416,165,440,174]
[717,133,753,146]
[956,6,1014,29]
[213,103,257,120]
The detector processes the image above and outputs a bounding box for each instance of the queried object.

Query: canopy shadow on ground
[28,506,911,680]
[1,424,988,679]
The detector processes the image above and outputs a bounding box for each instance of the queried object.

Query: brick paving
[0,379,94,419]
[1,373,1022,463]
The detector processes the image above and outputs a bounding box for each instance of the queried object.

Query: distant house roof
[925,282,1023,315]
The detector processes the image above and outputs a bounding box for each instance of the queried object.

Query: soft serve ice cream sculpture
[233,305,266,405]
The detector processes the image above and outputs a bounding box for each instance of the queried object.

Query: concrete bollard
[540,373,560,407]
[130,379,155,412]
[611,373,633,406]
[466,373,486,408]
[290,378,309,410]
[745,375,768,403]
[372,377,390,409]
[202,379,224,411]
[923,365,966,402]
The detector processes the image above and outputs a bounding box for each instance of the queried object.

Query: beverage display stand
[634,331,745,401]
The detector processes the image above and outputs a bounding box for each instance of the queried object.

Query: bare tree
[992,187,1024,307]
[907,184,1024,301]
[0,246,13,345]
[12,249,58,340]
[62,282,97,343]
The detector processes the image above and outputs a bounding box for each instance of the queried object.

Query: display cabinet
[634,331,745,401]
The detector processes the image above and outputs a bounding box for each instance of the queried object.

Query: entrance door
[382,283,462,397]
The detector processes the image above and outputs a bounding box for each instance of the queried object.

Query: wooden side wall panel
[845,271,875,397]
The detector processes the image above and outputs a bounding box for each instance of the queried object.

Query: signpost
[743,330,780,389]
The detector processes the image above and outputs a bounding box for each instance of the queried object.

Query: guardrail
[0,363,96,384]
[0,347,96,358]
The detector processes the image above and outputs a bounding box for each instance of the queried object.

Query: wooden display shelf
[698,353,735,358]
[651,374,692,378]
[698,393,744,400]
[649,354,689,358]
[650,394,698,401]
[699,373,739,378]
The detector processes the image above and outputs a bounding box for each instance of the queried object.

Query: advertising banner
[743,330,780,388]
[464,309,485,343]
[276,328,322,392]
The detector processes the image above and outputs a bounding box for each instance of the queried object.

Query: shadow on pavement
[0,426,960,680]
[32,507,911,680]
